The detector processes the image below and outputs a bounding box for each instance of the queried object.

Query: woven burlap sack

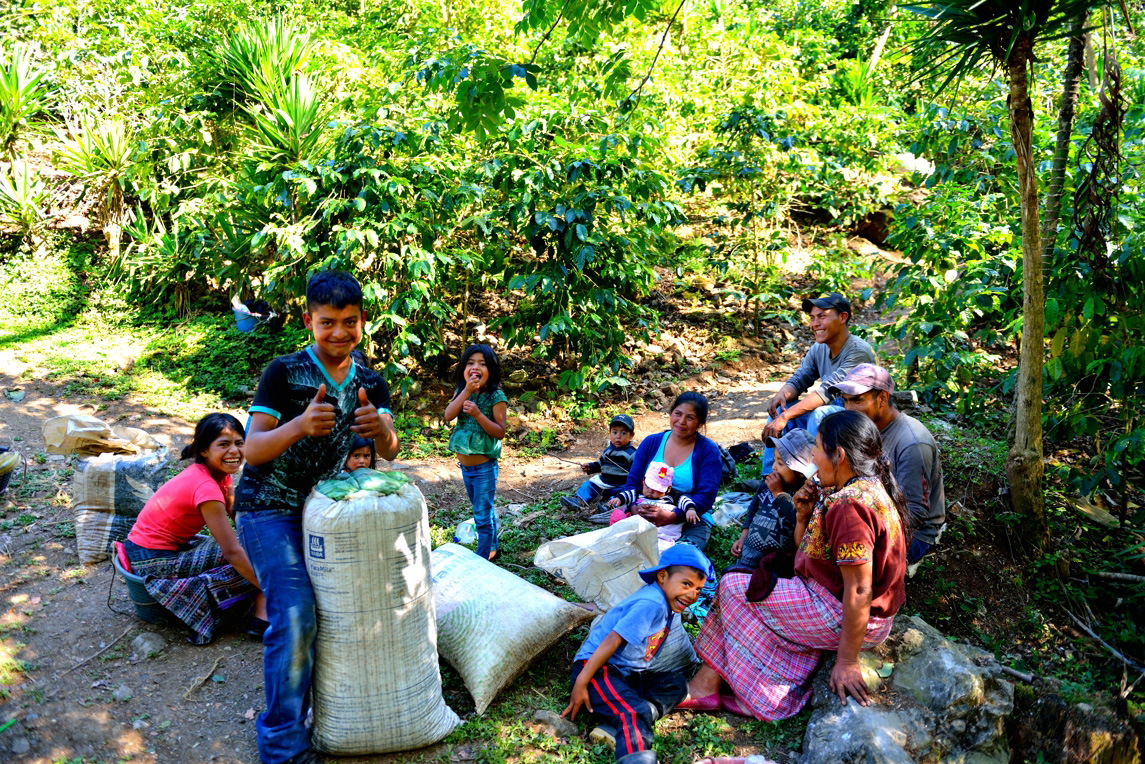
[73,447,168,564]
[533,514,659,612]
[303,482,459,754]
[431,543,593,713]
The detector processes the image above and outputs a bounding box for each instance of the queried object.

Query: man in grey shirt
[830,363,945,563]
[758,293,877,476]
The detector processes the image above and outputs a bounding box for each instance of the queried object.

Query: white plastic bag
[43,415,159,456]
[533,514,659,612]
[304,480,459,754]
[431,543,593,713]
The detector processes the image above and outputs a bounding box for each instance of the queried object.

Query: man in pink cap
[829,363,945,564]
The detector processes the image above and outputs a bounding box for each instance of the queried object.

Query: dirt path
[0,342,795,763]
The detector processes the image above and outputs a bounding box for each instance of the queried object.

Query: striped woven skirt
[694,571,893,720]
[130,537,256,645]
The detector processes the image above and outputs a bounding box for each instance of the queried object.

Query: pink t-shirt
[128,463,231,551]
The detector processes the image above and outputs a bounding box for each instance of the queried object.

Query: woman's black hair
[347,435,376,469]
[817,410,912,542]
[453,344,502,394]
[181,413,245,463]
[669,391,709,426]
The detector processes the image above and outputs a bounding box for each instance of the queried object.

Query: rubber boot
[617,751,657,764]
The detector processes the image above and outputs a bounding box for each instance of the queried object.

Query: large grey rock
[800,616,1013,764]
[890,616,1013,761]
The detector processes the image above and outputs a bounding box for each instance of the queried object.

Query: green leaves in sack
[350,468,410,495]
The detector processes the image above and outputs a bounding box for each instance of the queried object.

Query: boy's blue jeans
[237,509,317,764]
[460,460,499,558]
[574,479,624,504]
[759,402,843,476]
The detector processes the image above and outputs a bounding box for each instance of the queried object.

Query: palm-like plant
[0,44,53,161]
[0,158,50,246]
[56,117,139,256]
[245,73,331,169]
[205,16,317,106]
[904,0,1101,549]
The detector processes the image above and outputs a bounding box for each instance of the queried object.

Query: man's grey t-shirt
[785,333,877,404]
[880,412,945,544]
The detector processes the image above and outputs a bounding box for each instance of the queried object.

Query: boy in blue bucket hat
[562,544,714,764]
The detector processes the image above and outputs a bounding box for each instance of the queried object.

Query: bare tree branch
[625,0,688,107]
[1065,609,1145,674]
[528,0,573,66]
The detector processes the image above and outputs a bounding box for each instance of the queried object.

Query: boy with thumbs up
[234,270,399,764]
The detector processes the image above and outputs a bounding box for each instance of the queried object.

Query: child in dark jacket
[561,414,637,513]
[562,544,714,764]
[730,428,816,569]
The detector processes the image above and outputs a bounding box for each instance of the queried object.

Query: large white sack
[431,543,594,713]
[533,514,659,612]
[69,429,168,564]
[304,481,459,754]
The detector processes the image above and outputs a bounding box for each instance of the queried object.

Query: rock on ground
[532,709,578,739]
[130,631,166,658]
[801,615,1013,764]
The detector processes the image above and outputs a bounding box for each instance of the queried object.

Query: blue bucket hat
[638,544,714,584]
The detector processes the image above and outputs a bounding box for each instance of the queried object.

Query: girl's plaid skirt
[694,571,893,720]
[132,537,256,645]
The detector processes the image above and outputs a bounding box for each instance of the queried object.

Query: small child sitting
[608,462,693,545]
[730,428,816,569]
[561,414,637,513]
[343,435,376,473]
[561,544,713,764]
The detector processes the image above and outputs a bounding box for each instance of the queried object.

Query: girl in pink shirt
[125,413,266,644]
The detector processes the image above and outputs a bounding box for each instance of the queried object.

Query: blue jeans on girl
[461,460,499,558]
[237,509,317,764]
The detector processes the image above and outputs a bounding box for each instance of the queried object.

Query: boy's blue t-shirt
[234,347,392,512]
[574,584,671,671]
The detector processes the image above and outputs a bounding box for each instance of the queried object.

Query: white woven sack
[73,446,168,564]
[303,482,459,754]
[431,543,594,713]
[533,514,659,612]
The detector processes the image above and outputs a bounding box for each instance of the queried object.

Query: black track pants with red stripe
[571,660,687,762]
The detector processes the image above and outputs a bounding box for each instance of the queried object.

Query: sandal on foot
[719,693,752,717]
[676,692,722,712]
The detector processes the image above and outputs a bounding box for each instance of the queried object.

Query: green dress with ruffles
[448,389,509,460]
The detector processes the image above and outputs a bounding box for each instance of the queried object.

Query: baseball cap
[638,543,714,584]
[827,363,895,399]
[801,293,852,317]
[609,414,635,433]
[644,461,674,493]
[763,428,818,478]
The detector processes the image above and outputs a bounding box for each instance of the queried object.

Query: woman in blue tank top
[612,392,723,551]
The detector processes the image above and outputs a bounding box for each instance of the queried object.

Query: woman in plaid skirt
[122,413,266,644]
[679,410,910,719]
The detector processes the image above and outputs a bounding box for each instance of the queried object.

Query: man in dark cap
[759,293,876,476]
[830,363,945,564]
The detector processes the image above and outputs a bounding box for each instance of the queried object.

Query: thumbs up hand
[352,386,382,438]
[301,384,337,437]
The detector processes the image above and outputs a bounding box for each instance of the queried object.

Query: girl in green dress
[444,344,509,561]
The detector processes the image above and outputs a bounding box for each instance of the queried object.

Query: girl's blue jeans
[460,460,499,558]
[237,509,316,764]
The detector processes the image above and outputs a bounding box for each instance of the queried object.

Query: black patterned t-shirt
[234,347,392,512]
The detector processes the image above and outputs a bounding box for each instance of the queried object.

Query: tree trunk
[1005,34,1049,550]
[1085,31,1098,90]
[1039,17,1086,261]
